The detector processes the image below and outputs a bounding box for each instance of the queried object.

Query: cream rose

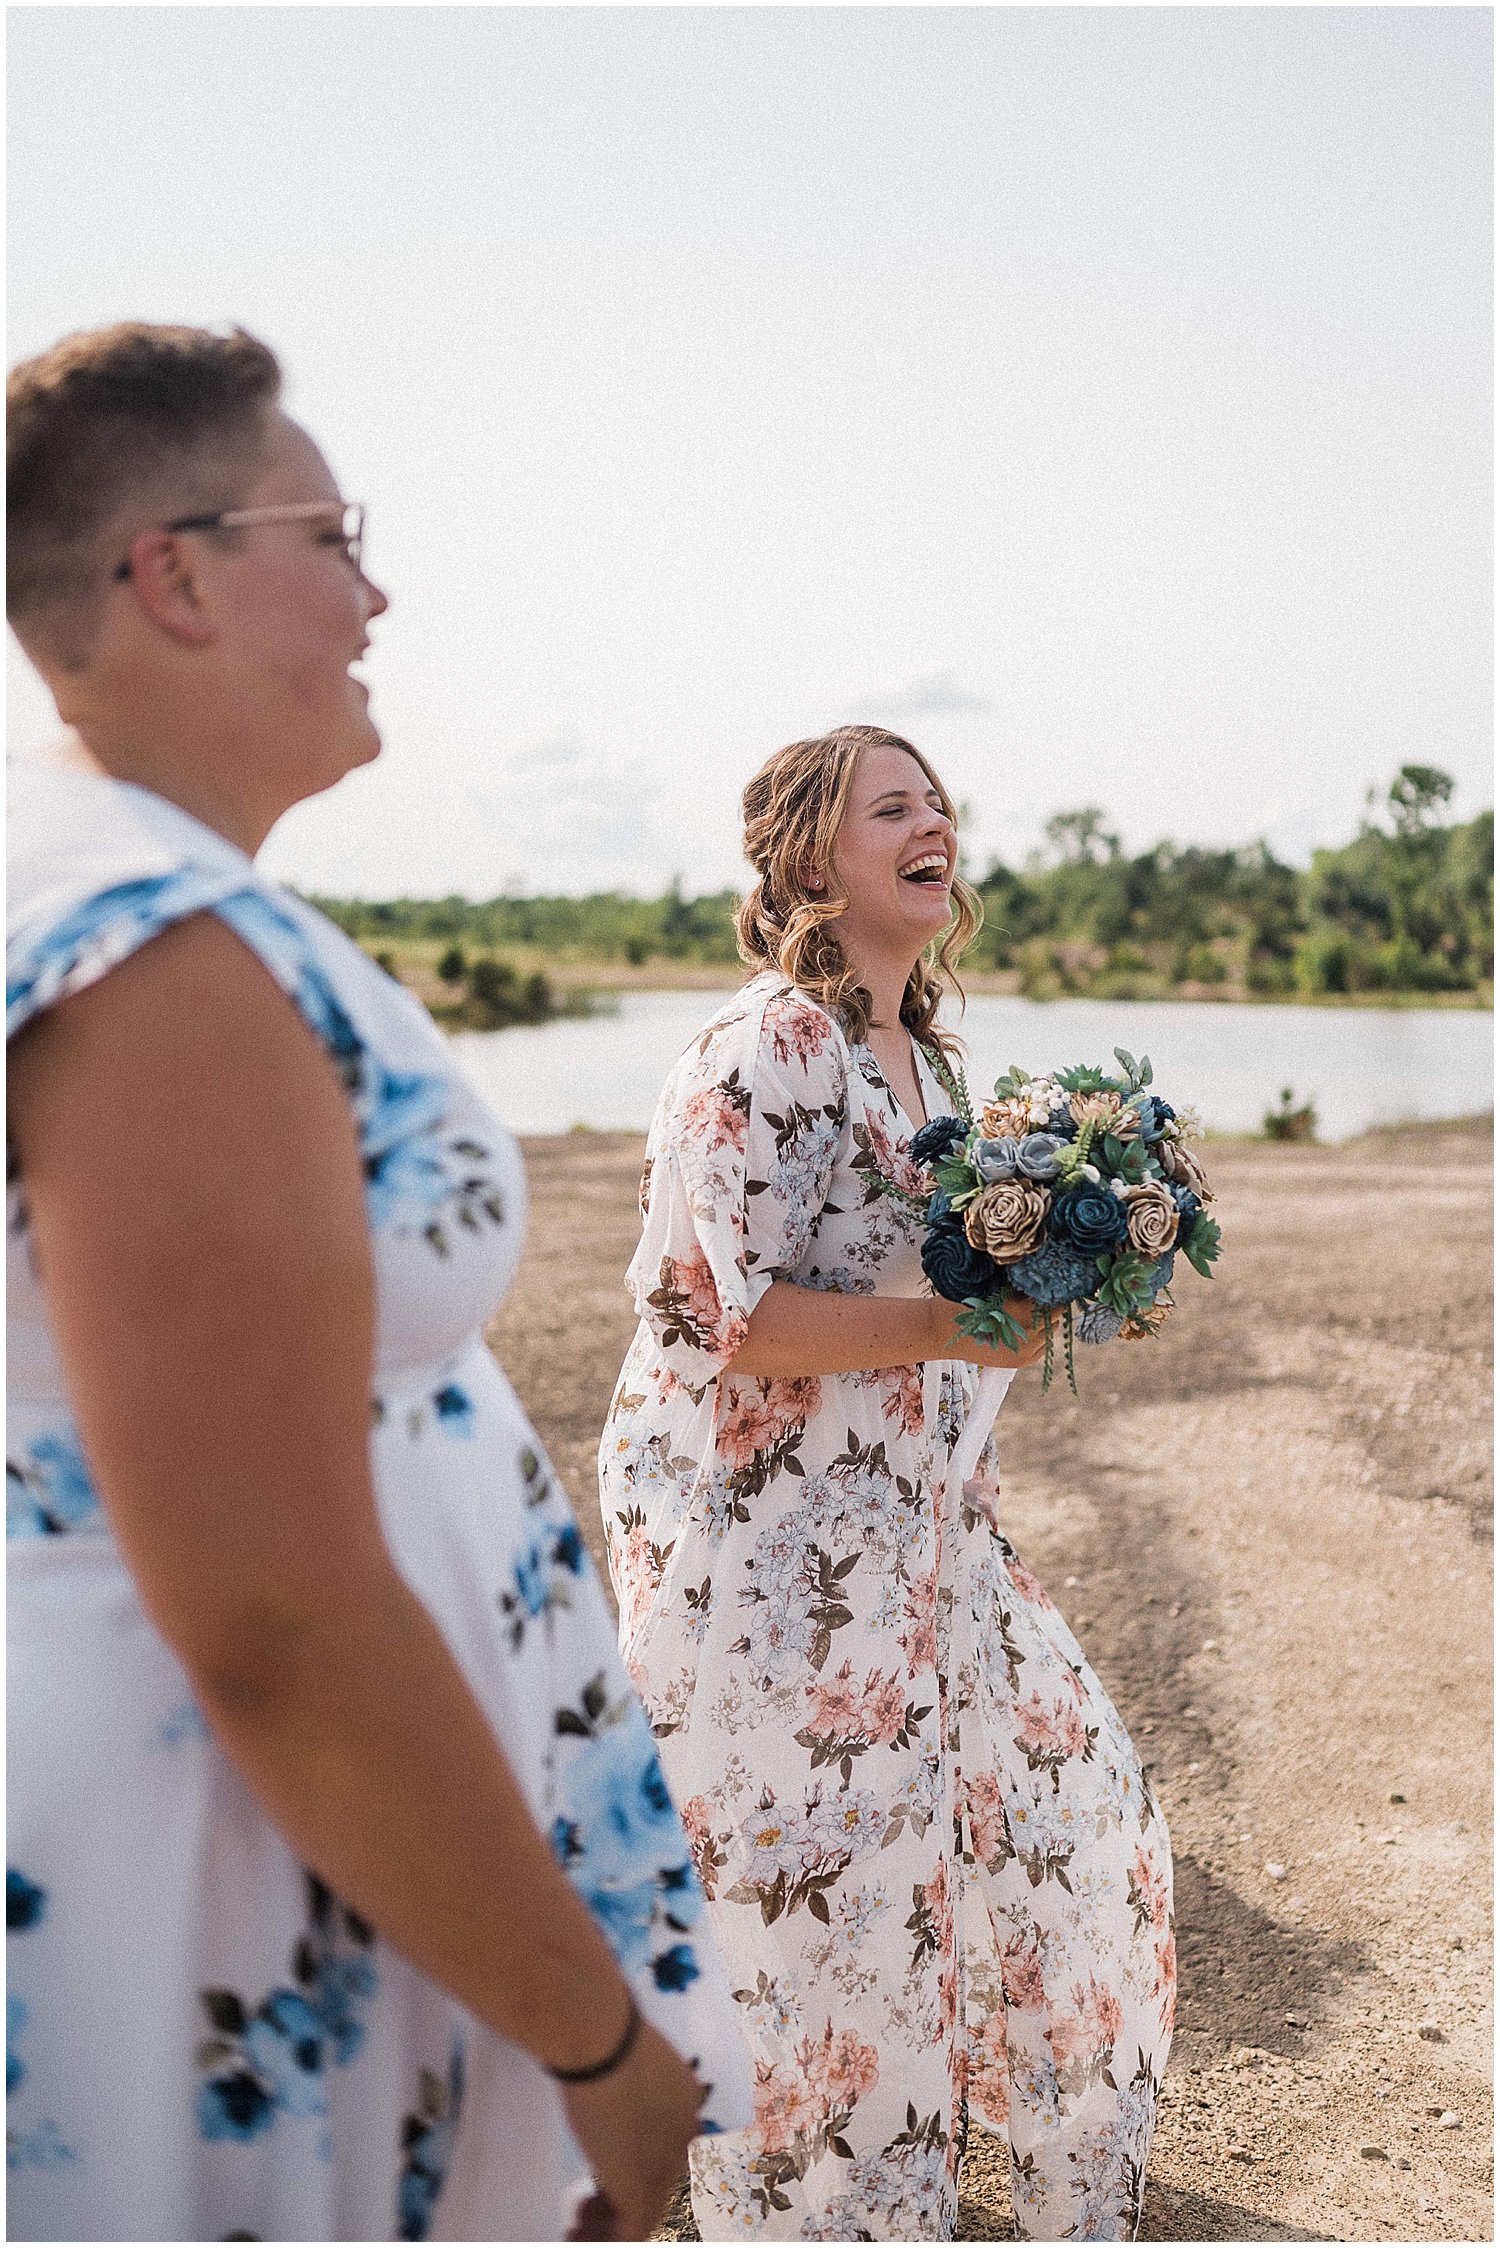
[1124,1181,1179,1258]
[963,1179,1050,1264]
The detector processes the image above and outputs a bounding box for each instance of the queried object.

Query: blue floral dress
[6,758,751,2243]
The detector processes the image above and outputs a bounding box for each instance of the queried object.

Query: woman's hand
[924,1292,1050,1370]
[561,2019,706,2239]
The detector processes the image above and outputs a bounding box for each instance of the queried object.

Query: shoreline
[368,945,1494,1016]
[540,962,1494,1011]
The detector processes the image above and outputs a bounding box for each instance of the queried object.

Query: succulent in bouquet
[903,1048,1222,1392]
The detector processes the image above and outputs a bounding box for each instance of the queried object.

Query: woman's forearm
[724,1279,1042,1377]
[190,1560,634,2076]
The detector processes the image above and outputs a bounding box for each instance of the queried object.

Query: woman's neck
[844,941,920,1036]
[65,717,272,858]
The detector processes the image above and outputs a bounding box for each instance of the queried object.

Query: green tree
[1386,764,1455,838]
[1044,807,1121,866]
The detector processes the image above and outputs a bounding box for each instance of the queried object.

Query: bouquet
[890,1047,1222,1491]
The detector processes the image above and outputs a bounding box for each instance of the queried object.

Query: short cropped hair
[7,322,282,665]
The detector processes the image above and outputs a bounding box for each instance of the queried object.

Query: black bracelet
[547,1994,642,2085]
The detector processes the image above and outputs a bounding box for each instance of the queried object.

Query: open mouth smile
[898,852,950,887]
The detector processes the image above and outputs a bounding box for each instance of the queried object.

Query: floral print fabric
[6,762,751,2242]
[600,975,1174,2241]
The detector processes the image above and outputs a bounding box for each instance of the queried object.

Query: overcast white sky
[8,6,1492,898]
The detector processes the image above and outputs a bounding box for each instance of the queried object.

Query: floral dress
[599,974,1175,2242]
[6,758,751,2244]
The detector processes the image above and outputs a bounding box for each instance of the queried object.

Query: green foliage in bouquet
[1182,1210,1222,1279]
[929,1149,984,1212]
[952,1298,1032,1352]
[1094,1250,1159,1319]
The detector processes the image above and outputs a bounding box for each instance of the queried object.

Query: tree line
[312,765,1491,1005]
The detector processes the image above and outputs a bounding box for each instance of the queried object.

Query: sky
[7,5,1492,900]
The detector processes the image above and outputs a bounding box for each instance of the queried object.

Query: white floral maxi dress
[599,975,1175,2243]
[6,759,751,2244]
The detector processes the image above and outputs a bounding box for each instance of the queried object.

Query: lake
[448,989,1493,1142]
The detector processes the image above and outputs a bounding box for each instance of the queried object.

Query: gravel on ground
[487,1117,1493,2244]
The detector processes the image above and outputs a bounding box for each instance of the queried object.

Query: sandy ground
[487,1119,1493,2245]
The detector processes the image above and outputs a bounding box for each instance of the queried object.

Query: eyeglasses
[112,500,366,582]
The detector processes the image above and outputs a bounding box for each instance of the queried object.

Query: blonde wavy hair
[735,724,983,1061]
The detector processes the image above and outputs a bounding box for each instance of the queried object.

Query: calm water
[448,988,1493,1142]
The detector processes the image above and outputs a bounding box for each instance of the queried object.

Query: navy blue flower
[921,1219,1001,1305]
[432,1385,475,1435]
[7,1994,28,2092]
[925,1187,954,1224]
[1166,1182,1200,1243]
[652,1942,701,1993]
[909,1115,966,1167]
[1046,1104,1076,1137]
[551,1813,580,1864]
[1148,1252,1176,1299]
[640,1757,674,1823]
[7,1869,45,1930]
[659,1858,704,1930]
[197,2069,275,2142]
[1008,1238,1102,1308]
[1134,1097,1176,1144]
[1049,1184,1130,1255]
[551,1523,585,1576]
[398,2165,441,2242]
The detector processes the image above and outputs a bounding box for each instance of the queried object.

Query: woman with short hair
[600,726,1175,2241]
[6,321,749,2244]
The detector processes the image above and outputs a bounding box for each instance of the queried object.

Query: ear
[119,531,217,649]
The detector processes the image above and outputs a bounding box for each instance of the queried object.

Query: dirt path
[487,1120,1492,2244]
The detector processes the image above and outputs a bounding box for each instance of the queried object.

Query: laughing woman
[6,324,749,2243]
[599,726,1175,2242]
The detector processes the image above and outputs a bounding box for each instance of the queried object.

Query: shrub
[464,956,557,1029]
[1263,1086,1318,1142]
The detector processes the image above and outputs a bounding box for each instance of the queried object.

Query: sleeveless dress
[599,975,1175,2242]
[5,758,752,2244]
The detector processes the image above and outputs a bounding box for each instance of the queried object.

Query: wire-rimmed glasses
[113,500,366,582]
